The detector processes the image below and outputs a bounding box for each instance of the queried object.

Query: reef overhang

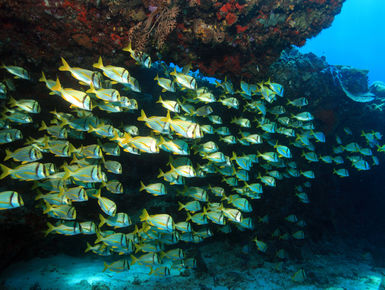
[0,0,345,80]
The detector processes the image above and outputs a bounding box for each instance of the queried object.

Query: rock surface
[0,0,345,80]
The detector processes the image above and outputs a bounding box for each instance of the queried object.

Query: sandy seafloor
[1,239,384,290]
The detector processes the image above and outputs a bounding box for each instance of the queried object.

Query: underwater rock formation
[0,0,345,80]
[268,48,380,134]
[370,81,385,99]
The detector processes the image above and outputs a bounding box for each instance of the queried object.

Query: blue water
[300,0,385,84]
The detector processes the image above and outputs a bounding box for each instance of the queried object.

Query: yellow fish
[0,191,24,210]
[86,83,120,102]
[59,57,102,88]
[4,145,42,163]
[93,56,130,85]
[51,78,92,111]
[0,162,46,181]
[140,209,174,233]
[103,259,130,272]
[92,189,117,216]
[1,64,29,79]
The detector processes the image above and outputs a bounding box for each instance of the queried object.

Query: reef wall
[0,0,345,80]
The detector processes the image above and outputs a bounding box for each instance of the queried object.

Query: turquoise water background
[300,0,385,84]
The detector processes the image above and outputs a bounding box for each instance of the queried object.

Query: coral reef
[0,0,345,80]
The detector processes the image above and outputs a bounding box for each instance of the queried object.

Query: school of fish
[0,45,383,280]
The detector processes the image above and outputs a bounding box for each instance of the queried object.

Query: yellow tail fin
[137,109,148,122]
[139,209,150,222]
[85,242,92,253]
[95,230,103,244]
[39,72,47,83]
[122,41,133,53]
[39,120,48,131]
[170,67,177,76]
[51,77,62,92]
[98,214,106,228]
[45,222,55,237]
[130,255,137,265]
[42,201,52,215]
[134,244,142,254]
[86,82,96,94]
[8,96,17,108]
[139,181,146,192]
[35,190,44,201]
[157,169,165,178]
[103,262,109,272]
[178,201,185,211]
[0,164,11,179]
[59,57,71,71]
[93,56,104,69]
[62,165,72,180]
[4,149,12,161]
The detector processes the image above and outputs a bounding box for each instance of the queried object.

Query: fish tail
[35,189,43,201]
[139,209,149,222]
[98,214,106,228]
[230,151,237,161]
[92,189,101,200]
[45,222,55,237]
[39,71,47,83]
[137,109,148,122]
[59,57,70,71]
[110,130,120,142]
[51,77,62,92]
[177,201,185,211]
[156,95,162,103]
[122,41,133,53]
[186,212,192,222]
[85,242,92,253]
[130,255,137,265]
[169,163,176,174]
[39,120,48,131]
[158,136,166,146]
[93,56,104,69]
[159,251,166,260]
[157,169,165,178]
[62,165,72,180]
[134,244,142,254]
[68,143,77,156]
[0,163,11,179]
[154,74,159,81]
[162,111,172,123]
[95,230,103,244]
[86,82,96,94]
[166,155,174,167]
[139,181,146,192]
[4,149,12,161]
[148,266,154,275]
[103,262,109,272]
[42,201,52,214]
[170,67,177,76]
[8,96,16,107]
